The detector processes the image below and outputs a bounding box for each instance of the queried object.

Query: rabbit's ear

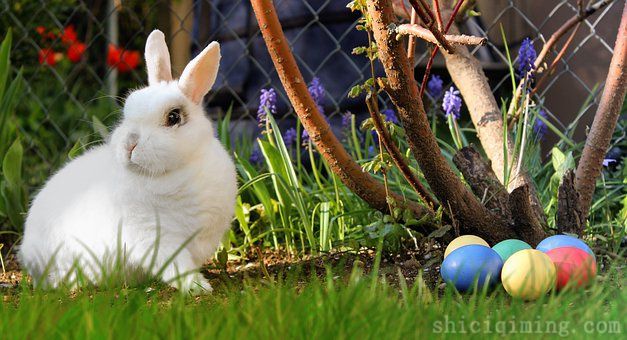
[145,30,173,85]
[178,41,220,104]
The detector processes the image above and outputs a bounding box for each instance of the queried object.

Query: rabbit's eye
[166,108,182,127]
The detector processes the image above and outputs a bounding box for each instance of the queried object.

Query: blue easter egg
[440,245,504,292]
[536,235,594,258]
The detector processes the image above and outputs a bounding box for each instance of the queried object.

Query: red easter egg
[546,247,596,290]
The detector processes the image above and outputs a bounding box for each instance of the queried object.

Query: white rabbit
[18,30,237,294]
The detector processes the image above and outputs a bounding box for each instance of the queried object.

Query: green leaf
[467,9,481,17]
[92,115,109,140]
[2,138,22,189]
[1,182,23,230]
[218,104,233,152]
[0,29,12,100]
[551,147,575,177]
[551,147,566,172]
[68,139,84,160]
[348,85,363,98]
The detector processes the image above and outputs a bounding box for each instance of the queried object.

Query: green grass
[1,262,624,339]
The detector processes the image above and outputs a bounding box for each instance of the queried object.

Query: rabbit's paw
[171,272,213,295]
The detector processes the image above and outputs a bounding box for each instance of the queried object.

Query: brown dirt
[0,241,445,291]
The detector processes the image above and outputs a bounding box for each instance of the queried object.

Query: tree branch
[395,24,486,46]
[408,0,454,53]
[365,96,439,211]
[439,2,547,229]
[557,170,585,235]
[509,185,546,246]
[452,146,510,219]
[250,0,433,219]
[575,1,627,218]
[507,0,616,123]
[367,0,516,243]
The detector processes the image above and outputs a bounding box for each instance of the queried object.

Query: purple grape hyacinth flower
[257,88,277,125]
[308,77,325,114]
[382,109,399,125]
[517,38,537,79]
[534,109,548,138]
[427,74,444,99]
[603,158,617,167]
[301,129,310,146]
[250,145,262,165]
[284,127,297,146]
[341,111,353,130]
[442,87,462,120]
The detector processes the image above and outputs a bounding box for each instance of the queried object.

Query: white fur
[18,30,237,294]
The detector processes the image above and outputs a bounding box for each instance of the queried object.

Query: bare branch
[367,0,517,243]
[507,0,616,122]
[406,8,418,63]
[557,170,585,236]
[396,24,486,46]
[575,1,627,217]
[365,96,439,212]
[408,0,454,53]
[250,0,433,219]
[509,185,547,246]
[452,146,510,219]
[436,2,548,231]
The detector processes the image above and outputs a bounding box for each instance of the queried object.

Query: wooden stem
[367,0,517,243]
[396,24,486,46]
[250,0,432,219]
[574,1,627,219]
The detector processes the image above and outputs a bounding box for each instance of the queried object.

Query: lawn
[0,251,624,339]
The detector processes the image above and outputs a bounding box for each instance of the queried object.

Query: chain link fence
[0,0,621,166]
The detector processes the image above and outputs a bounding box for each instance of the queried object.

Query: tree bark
[557,170,585,236]
[439,4,547,227]
[509,185,546,246]
[367,0,517,243]
[250,0,432,220]
[395,24,486,46]
[453,146,510,220]
[575,1,627,218]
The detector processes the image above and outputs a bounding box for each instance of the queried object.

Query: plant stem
[249,0,433,220]
[575,1,627,220]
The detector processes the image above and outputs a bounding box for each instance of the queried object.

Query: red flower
[38,48,57,66]
[36,26,46,36]
[106,44,121,66]
[61,25,78,45]
[67,42,86,63]
[107,44,141,73]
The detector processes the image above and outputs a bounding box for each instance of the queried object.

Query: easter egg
[440,245,504,292]
[546,247,597,290]
[536,235,594,258]
[501,249,556,300]
[492,239,532,262]
[444,235,489,258]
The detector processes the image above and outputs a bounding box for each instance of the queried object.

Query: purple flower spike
[284,127,297,146]
[602,159,617,167]
[382,109,399,125]
[517,38,537,79]
[534,109,548,138]
[250,146,262,165]
[301,129,310,146]
[368,145,376,157]
[427,74,444,99]
[308,77,325,114]
[257,88,277,125]
[442,87,462,120]
[341,111,353,130]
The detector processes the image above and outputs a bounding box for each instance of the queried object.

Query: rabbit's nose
[126,133,139,157]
